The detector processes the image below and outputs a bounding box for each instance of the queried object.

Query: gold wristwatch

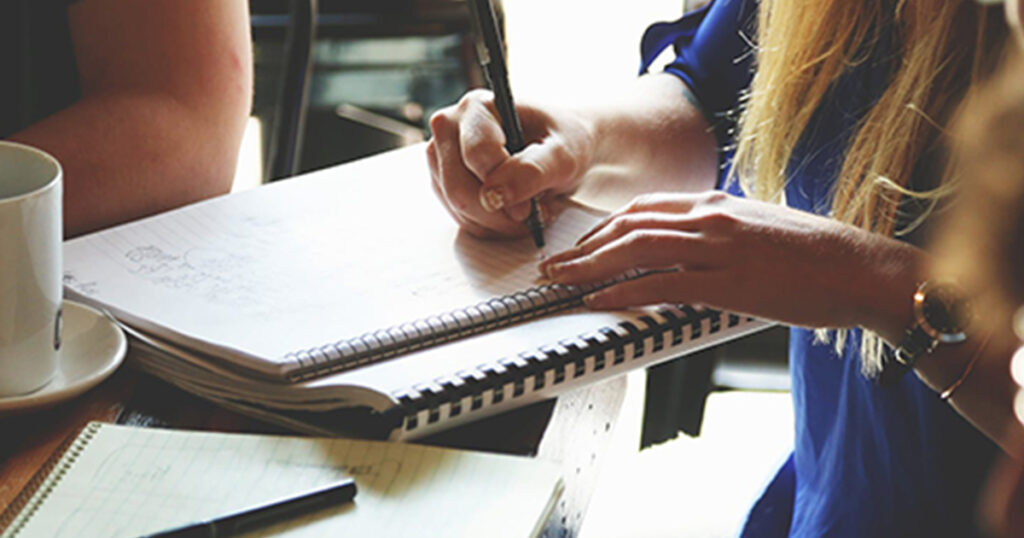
[886,280,972,380]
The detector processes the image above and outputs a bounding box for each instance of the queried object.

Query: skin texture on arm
[8,0,253,238]
[571,74,720,212]
[426,73,718,239]
[537,189,1023,453]
[540,176,1024,461]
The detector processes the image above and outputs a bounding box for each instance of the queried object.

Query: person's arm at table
[7,0,253,238]
[426,73,719,239]
[538,186,1023,455]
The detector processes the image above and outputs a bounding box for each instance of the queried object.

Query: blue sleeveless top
[641,1,997,536]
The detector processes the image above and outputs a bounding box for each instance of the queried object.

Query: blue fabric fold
[639,3,712,76]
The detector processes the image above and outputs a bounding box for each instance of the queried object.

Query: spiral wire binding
[0,422,103,537]
[389,306,757,433]
[284,270,647,381]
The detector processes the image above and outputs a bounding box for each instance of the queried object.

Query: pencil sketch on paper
[120,245,269,310]
[63,273,98,296]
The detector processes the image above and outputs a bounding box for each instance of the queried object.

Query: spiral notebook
[63,145,770,439]
[0,423,563,538]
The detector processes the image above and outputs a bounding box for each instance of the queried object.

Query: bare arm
[540,189,1024,455]
[867,261,1024,457]
[8,0,253,237]
[572,74,720,211]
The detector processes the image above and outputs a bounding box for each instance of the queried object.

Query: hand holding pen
[465,0,544,247]
[425,1,595,244]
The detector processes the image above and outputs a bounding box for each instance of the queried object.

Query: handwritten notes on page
[63,145,605,378]
[3,423,562,538]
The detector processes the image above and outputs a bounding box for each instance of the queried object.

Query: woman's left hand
[539,191,921,339]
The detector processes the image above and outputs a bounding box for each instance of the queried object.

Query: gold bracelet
[939,332,992,401]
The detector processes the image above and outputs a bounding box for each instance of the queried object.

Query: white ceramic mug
[0,141,63,397]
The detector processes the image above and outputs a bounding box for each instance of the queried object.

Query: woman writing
[428,0,1021,535]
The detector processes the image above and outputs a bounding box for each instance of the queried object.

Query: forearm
[853,236,1023,454]
[916,334,1022,456]
[10,91,246,237]
[572,74,719,210]
[15,0,256,238]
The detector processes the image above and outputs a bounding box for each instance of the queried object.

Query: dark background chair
[251,0,477,182]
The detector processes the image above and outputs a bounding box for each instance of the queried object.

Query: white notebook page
[4,423,561,538]
[63,146,604,377]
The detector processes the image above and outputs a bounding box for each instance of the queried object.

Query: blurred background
[234,0,705,189]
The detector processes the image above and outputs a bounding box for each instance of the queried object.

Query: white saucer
[0,300,127,415]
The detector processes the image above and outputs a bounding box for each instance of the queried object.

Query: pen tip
[531,231,545,249]
[526,198,545,248]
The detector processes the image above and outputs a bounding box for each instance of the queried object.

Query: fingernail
[540,262,556,280]
[575,228,596,246]
[480,188,506,212]
[582,293,598,307]
[540,262,560,280]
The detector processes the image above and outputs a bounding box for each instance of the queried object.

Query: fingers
[541,229,721,284]
[580,271,723,310]
[457,96,509,183]
[428,90,588,238]
[479,137,579,212]
[570,212,709,262]
[537,192,740,292]
[539,207,728,274]
[428,97,525,238]
[428,167,506,239]
[576,191,723,245]
[427,141,521,238]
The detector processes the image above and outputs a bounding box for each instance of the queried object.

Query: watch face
[915,281,971,342]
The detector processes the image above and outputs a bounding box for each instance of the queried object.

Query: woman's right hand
[426,89,595,239]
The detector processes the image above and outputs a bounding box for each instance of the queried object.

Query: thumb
[477,137,579,213]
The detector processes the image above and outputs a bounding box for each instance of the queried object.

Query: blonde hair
[730,0,1008,376]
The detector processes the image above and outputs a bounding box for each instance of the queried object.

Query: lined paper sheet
[4,424,562,538]
[63,146,605,377]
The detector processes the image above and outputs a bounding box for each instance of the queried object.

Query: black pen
[467,0,546,248]
[143,478,357,538]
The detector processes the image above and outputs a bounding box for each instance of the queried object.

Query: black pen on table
[466,0,546,248]
[142,478,357,538]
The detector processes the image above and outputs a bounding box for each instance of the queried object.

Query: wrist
[582,102,631,171]
[873,273,976,386]
[570,108,600,185]
[848,233,923,345]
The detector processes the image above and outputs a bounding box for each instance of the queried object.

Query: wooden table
[0,355,627,538]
